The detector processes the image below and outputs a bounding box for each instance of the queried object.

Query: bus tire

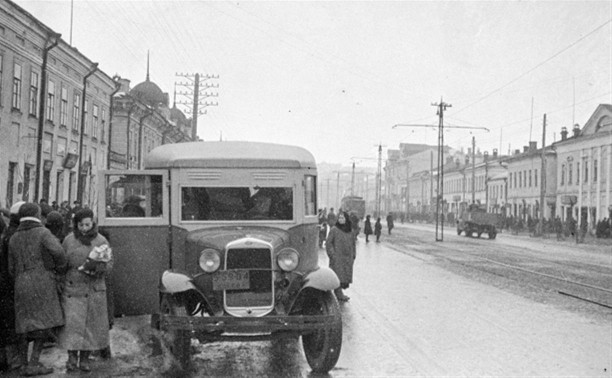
[160,293,192,370]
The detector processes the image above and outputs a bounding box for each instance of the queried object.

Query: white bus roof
[145,141,317,169]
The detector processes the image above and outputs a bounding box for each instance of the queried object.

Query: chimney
[572,123,580,137]
[484,151,489,161]
[515,149,521,155]
[523,146,529,153]
[529,141,537,151]
[492,148,498,158]
[117,78,131,93]
[561,127,568,141]
[455,159,460,168]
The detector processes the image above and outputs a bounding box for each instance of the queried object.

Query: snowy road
[29,230,611,377]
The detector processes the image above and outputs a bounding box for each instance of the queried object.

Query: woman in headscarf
[325,211,356,302]
[8,202,66,376]
[59,208,112,373]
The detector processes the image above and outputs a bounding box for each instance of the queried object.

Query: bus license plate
[213,270,250,291]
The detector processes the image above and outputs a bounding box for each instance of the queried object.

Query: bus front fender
[302,266,340,291]
[160,270,196,293]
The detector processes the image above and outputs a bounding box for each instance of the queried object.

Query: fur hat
[10,201,26,215]
[18,203,41,219]
[40,203,53,218]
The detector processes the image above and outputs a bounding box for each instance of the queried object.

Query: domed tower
[130,52,168,108]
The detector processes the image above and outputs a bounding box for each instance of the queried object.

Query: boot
[79,351,91,372]
[66,350,79,373]
[5,343,24,371]
[334,288,350,302]
[22,339,53,376]
[99,345,111,360]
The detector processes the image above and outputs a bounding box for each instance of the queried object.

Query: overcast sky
[16,0,612,167]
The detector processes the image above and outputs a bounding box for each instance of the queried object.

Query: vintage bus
[98,141,341,372]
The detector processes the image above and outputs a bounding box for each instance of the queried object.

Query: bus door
[98,170,169,316]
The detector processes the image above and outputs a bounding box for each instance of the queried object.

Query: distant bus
[340,195,366,219]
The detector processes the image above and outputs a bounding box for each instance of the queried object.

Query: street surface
[26,224,612,377]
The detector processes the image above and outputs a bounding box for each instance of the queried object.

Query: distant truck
[340,195,366,219]
[456,204,501,239]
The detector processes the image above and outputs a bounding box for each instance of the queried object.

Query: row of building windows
[560,160,599,186]
[509,169,538,190]
[445,175,487,194]
[0,54,108,142]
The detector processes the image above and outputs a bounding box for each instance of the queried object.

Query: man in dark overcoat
[0,201,24,372]
[8,203,67,376]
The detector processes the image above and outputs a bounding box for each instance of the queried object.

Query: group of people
[0,200,112,376]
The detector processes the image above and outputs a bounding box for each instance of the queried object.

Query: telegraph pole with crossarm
[175,73,219,140]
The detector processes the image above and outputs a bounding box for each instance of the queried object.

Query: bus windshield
[181,186,293,221]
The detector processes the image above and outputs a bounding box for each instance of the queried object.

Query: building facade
[553,104,612,230]
[108,76,191,170]
[1,0,115,208]
[505,143,557,221]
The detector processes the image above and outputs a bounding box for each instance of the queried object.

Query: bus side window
[105,174,163,218]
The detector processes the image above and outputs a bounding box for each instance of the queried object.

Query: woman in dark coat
[325,211,356,302]
[363,215,373,243]
[8,202,67,376]
[374,217,382,242]
[59,208,112,373]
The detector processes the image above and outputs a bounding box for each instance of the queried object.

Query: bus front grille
[225,248,273,308]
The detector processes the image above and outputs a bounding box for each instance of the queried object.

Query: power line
[451,18,612,116]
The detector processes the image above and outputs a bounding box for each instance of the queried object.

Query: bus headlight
[277,248,299,272]
[199,249,221,272]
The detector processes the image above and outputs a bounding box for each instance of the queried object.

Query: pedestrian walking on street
[45,211,66,243]
[0,202,24,373]
[327,208,337,230]
[386,213,394,235]
[59,208,113,373]
[349,211,360,242]
[554,216,564,241]
[325,211,355,302]
[317,209,328,248]
[374,217,382,242]
[363,215,373,243]
[8,203,67,376]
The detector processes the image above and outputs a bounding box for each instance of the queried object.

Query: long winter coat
[8,220,66,335]
[325,226,356,285]
[0,220,18,346]
[58,233,112,351]
[363,217,373,236]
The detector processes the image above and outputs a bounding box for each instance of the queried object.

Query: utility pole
[405,159,410,222]
[326,177,330,208]
[375,144,383,218]
[539,114,547,236]
[432,99,451,241]
[175,73,219,140]
[336,172,340,208]
[471,136,476,204]
[351,161,356,195]
[484,151,489,210]
[393,105,488,242]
